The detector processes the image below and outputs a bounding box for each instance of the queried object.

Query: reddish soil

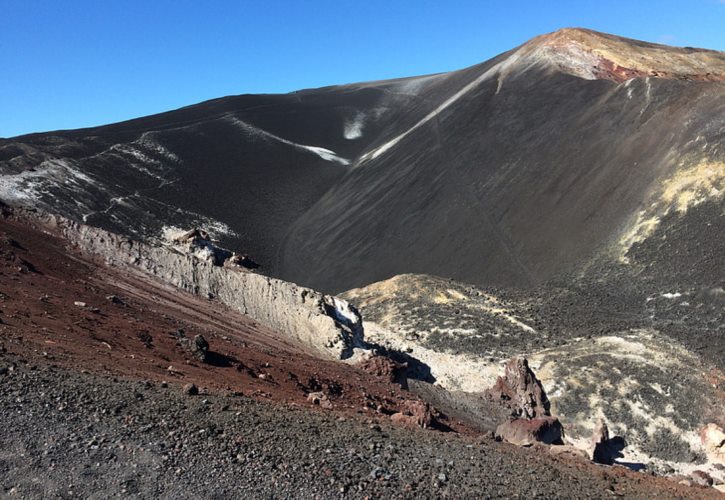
[0,213,454,429]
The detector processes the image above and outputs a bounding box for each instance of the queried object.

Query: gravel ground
[0,356,712,499]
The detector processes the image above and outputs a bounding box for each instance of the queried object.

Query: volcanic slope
[1,28,723,293]
[3,207,715,499]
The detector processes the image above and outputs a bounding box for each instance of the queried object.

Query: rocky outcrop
[590,420,612,464]
[42,215,365,360]
[307,391,333,409]
[487,357,565,447]
[174,330,210,363]
[167,228,232,266]
[168,228,259,270]
[589,420,626,465]
[485,357,550,419]
[390,400,437,429]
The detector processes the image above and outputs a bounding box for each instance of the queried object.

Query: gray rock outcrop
[42,215,365,360]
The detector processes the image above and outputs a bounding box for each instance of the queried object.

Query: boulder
[485,357,550,419]
[495,417,563,446]
[307,391,333,409]
[356,355,407,384]
[174,330,210,363]
[183,383,198,396]
[192,335,209,363]
[390,400,436,429]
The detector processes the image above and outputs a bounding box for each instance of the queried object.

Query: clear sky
[2,0,724,138]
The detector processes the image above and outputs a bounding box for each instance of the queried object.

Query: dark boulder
[191,335,209,363]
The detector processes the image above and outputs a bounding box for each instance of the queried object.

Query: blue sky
[1,0,724,138]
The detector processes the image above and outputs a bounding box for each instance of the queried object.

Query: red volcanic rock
[356,356,407,384]
[390,400,436,429]
[594,58,649,83]
[486,357,550,419]
[496,417,563,447]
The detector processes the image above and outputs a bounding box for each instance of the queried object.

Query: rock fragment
[183,383,198,396]
[390,400,436,429]
[226,253,259,269]
[356,355,407,384]
[495,417,563,447]
[137,331,153,348]
[174,330,210,363]
[307,391,332,409]
[106,295,123,304]
[191,335,209,363]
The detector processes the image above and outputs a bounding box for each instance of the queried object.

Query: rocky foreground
[1,357,716,499]
[1,204,723,498]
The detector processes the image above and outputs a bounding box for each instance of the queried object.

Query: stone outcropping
[43,215,365,360]
[486,357,550,419]
[174,330,210,363]
[589,419,626,465]
[489,357,564,447]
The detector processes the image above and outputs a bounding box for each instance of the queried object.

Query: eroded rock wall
[42,215,363,360]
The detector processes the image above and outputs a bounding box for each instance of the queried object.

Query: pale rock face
[700,423,725,465]
[42,214,365,361]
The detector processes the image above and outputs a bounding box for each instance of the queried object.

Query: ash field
[1,28,724,497]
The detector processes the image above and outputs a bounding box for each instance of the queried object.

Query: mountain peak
[520,27,725,82]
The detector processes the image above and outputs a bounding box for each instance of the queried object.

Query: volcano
[2,28,725,493]
[2,28,723,294]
